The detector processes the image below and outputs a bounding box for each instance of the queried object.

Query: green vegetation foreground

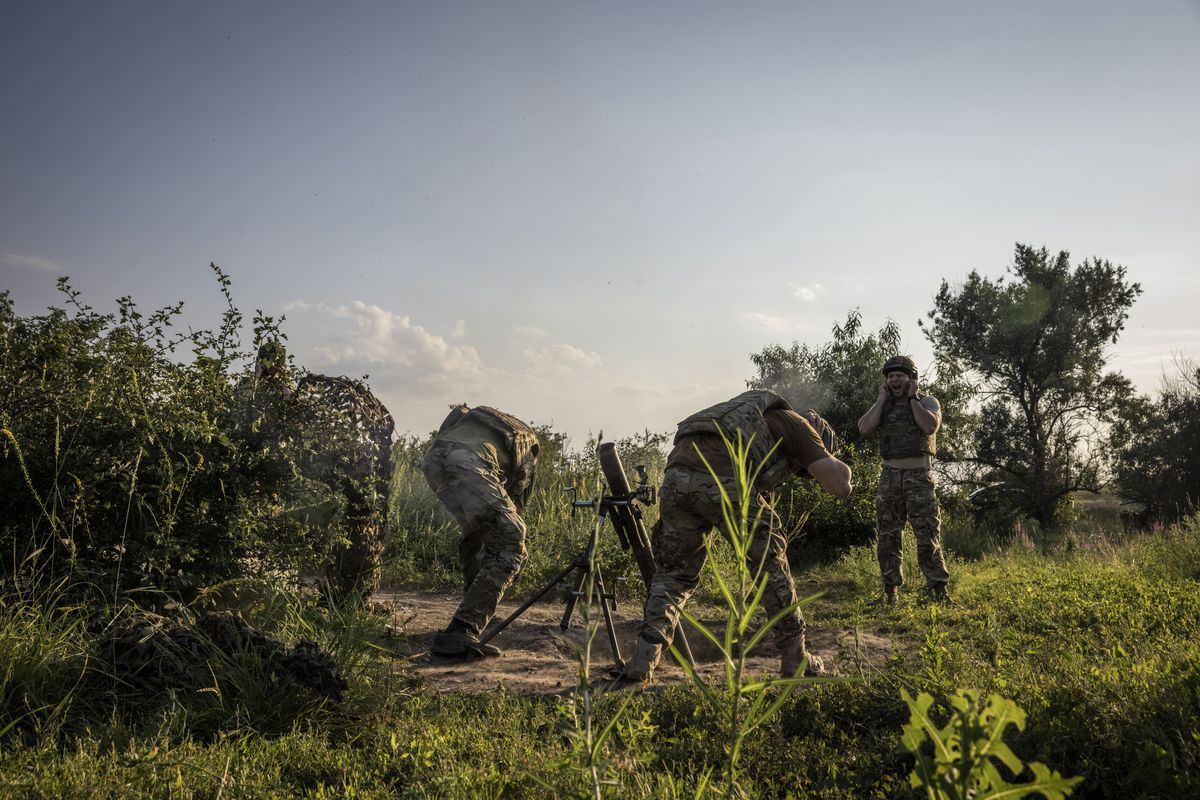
[3,518,1198,798]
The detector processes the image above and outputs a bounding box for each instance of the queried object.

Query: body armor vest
[675,390,793,489]
[438,405,540,505]
[878,396,937,459]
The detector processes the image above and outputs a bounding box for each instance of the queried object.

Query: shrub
[0,268,346,597]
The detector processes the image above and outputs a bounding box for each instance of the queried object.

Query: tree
[923,243,1141,530]
[1110,359,1200,527]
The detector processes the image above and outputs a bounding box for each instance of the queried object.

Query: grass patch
[5,519,1200,797]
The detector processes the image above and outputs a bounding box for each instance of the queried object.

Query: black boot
[431,621,502,657]
[927,583,956,606]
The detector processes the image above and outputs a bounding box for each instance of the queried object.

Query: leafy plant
[0,267,353,597]
[900,688,1082,800]
[1110,359,1200,528]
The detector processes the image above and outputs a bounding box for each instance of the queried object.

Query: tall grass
[0,577,92,742]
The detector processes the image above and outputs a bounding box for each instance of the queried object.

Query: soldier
[421,404,540,657]
[857,355,952,604]
[617,390,852,685]
[236,341,395,605]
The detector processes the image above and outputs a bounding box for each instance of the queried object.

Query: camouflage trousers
[421,442,528,636]
[641,466,805,652]
[876,466,950,588]
[324,478,386,605]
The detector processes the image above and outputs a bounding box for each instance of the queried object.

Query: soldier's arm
[910,395,941,435]
[858,382,889,437]
[806,456,853,498]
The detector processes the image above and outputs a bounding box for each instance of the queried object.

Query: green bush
[0,269,347,597]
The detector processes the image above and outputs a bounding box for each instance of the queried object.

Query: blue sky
[3,1,1198,442]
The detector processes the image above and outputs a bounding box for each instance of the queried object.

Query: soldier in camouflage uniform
[617,390,852,685]
[421,405,540,657]
[237,341,395,605]
[858,355,952,604]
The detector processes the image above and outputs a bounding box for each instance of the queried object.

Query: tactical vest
[878,396,937,459]
[438,405,540,504]
[674,390,793,489]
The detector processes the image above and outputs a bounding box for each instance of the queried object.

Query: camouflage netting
[100,609,349,701]
[295,373,395,603]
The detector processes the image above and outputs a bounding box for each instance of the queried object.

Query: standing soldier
[617,390,852,686]
[421,404,540,657]
[858,355,952,604]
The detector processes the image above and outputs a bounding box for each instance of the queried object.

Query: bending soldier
[421,404,540,657]
[858,355,952,604]
[618,390,852,685]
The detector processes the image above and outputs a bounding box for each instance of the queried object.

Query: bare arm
[909,394,941,435]
[806,456,853,498]
[858,382,889,437]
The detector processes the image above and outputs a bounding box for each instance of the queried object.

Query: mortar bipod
[475,485,627,668]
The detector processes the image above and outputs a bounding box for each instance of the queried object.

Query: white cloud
[743,311,794,331]
[451,319,466,337]
[284,300,490,394]
[522,343,603,375]
[512,324,547,338]
[1,253,61,272]
[790,282,823,302]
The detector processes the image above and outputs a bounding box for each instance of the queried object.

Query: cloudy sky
[3,2,1198,443]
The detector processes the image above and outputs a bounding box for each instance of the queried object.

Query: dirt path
[375,591,894,696]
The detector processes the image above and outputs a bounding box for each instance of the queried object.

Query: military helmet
[255,340,288,378]
[881,355,917,378]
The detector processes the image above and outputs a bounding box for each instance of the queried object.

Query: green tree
[923,243,1141,530]
[1110,359,1200,527]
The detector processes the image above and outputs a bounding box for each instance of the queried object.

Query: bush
[0,269,347,598]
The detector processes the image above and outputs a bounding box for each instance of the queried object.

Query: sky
[3,1,1198,444]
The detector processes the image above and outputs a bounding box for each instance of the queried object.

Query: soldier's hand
[877,382,889,402]
[906,378,918,399]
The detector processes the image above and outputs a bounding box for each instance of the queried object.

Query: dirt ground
[374,591,894,696]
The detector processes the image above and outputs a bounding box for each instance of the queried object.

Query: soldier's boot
[870,584,899,608]
[612,635,664,687]
[780,639,826,678]
[431,621,502,658]
[928,583,956,606]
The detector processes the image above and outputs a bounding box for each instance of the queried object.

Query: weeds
[900,689,1081,800]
